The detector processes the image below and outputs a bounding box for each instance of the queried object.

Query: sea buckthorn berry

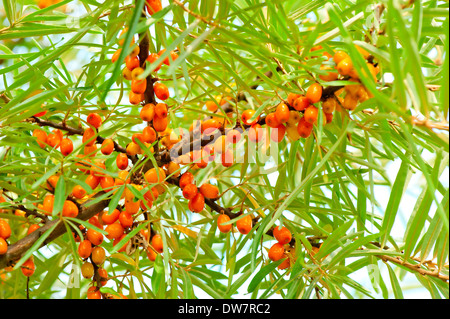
[217,214,232,233]
[201,119,222,134]
[21,257,35,277]
[293,96,310,111]
[46,132,61,148]
[78,239,92,259]
[155,103,168,118]
[205,100,218,112]
[226,129,241,144]
[102,209,121,225]
[87,286,102,299]
[179,172,194,189]
[140,103,155,122]
[123,67,132,80]
[147,247,157,261]
[81,262,94,279]
[98,268,108,286]
[193,149,209,169]
[306,83,323,104]
[84,144,97,157]
[275,102,290,124]
[304,105,319,124]
[241,109,259,126]
[265,112,281,128]
[129,44,140,58]
[130,67,144,81]
[83,128,96,147]
[271,124,286,143]
[91,246,106,265]
[322,98,337,114]
[189,193,205,213]
[356,45,371,59]
[85,174,100,190]
[343,94,357,111]
[131,78,147,94]
[248,124,263,143]
[144,167,166,184]
[199,183,219,199]
[100,176,115,192]
[111,48,122,63]
[287,110,301,126]
[87,113,102,129]
[62,200,79,218]
[119,211,133,228]
[46,175,59,190]
[0,237,7,255]
[116,153,129,170]
[0,220,11,240]
[32,129,47,148]
[152,114,169,132]
[43,194,55,215]
[27,224,40,235]
[132,133,145,145]
[151,234,164,253]
[129,91,144,105]
[336,57,353,76]
[273,226,292,245]
[297,117,313,139]
[268,242,285,261]
[182,183,198,200]
[146,0,162,15]
[144,187,159,202]
[90,161,106,178]
[60,138,73,156]
[221,149,234,167]
[125,55,140,71]
[333,50,349,65]
[167,161,181,177]
[146,53,163,72]
[324,112,333,124]
[101,138,114,155]
[153,82,169,100]
[319,65,339,82]
[86,228,104,246]
[236,214,252,235]
[142,126,157,143]
[278,256,290,270]
[287,93,301,107]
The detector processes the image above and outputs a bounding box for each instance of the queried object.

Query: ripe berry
[306,83,323,104]
[146,53,163,72]
[0,237,7,255]
[87,286,102,299]
[319,65,339,82]
[275,102,290,124]
[293,96,310,111]
[270,124,286,143]
[248,124,263,143]
[241,109,259,126]
[42,194,55,215]
[87,113,102,128]
[131,67,144,81]
[268,242,285,261]
[278,257,290,270]
[78,239,92,259]
[146,0,162,15]
[336,57,353,76]
[27,224,40,235]
[199,183,219,199]
[125,55,140,71]
[102,209,121,225]
[179,172,194,189]
[304,105,319,124]
[205,100,218,112]
[86,228,104,246]
[153,82,169,100]
[0,220,11,240]
[62,200,79,218]
[297,117,313,139]
[111,49,122,63]
[333,51,349,65]
[85,174,100,190]
[221,149,234,167]
[21,257,35,277]
[119,211,133,228]
[226,129,241,144]
[60,138,73,156]
[46,132,61,148]
[144,167,166,184]
[273,226,292,245]
[140,103,155,122]
[151,234,163,253]
[152,114,169,132]
[100,176,115,192]
[101,138,114,155]
[189,193,205,213]
[131,78,147,94]
[155,103,168,118]
[287,93,300,107]
[182,183,198,200]
[33,129,47,148]
[217,214,232,233]
[236,214,252,235]
[81,262,94,279]
[116,153,129,170]
[265,112,281,128]
[91,246,106,265]
[83,128,96,147]
[72,185,87,199]
[129,91,144,105]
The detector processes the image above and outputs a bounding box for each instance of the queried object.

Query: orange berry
[278,256,290,270]
[268,242,285,261]
[182,183,198,200]
[205,101,218,112]
[179,172,194,189]
[59,137,73,156]
[72,185,87,199]
[273,226,292,245]
[248,124,263,143]
[142,126,157,143]
[226,129,241,144]
[46,175,59,190]
[116,153,129,170]
[287,93,301,107]
[322,98,337,114]
[21,257,35,277]
[146,53,163,72]
[147,246,158,261]
[33,129,47,148]
[101,138,114,155]
[151,234,163,253]
[0,220,9,238]
[336,57,353,76]
[0,237,7,255]
[62,200,79,218]
[241,109,259,126]
[297,117,313,138]
[155,103,168,118]
[87,286,102,299]
[333,51,349,64]
[189,193,205,213]
[102,209,120,225]
[152,115,169,132]
[100,176,115,192]
[91,246,106,265]
[86,228,104,246]
[125,55,140,71]
[131,78,147,94]
[83,127,96,147]
[140,103,155,122]
[324,112,333,124]
[81,262,94,279]
[199,183,219,199]
[146,0,162,15]
[42,194,55,215]
[265,112,281,128]
[111,48,122,63]
[236,214,252,235]
[221,149,234,167]
[217,214,232,233]
[275,102,290,124]
[153,82,169,100]
[201,119,222,134]
[306,83,322,104]
[86,113,102,129]
[304,105,319,124]
[46,132,61,148]
[84,144,98,157]
[144,167,166,184]
[78,239,92,259]
[27,224,40,235]
[85,174,100,190]
[98,268,108,286]
[119,211,133,228]
[270,124,286,143]
[292,96,310,111]
[319,65,339,82]
[129,91,144,105]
